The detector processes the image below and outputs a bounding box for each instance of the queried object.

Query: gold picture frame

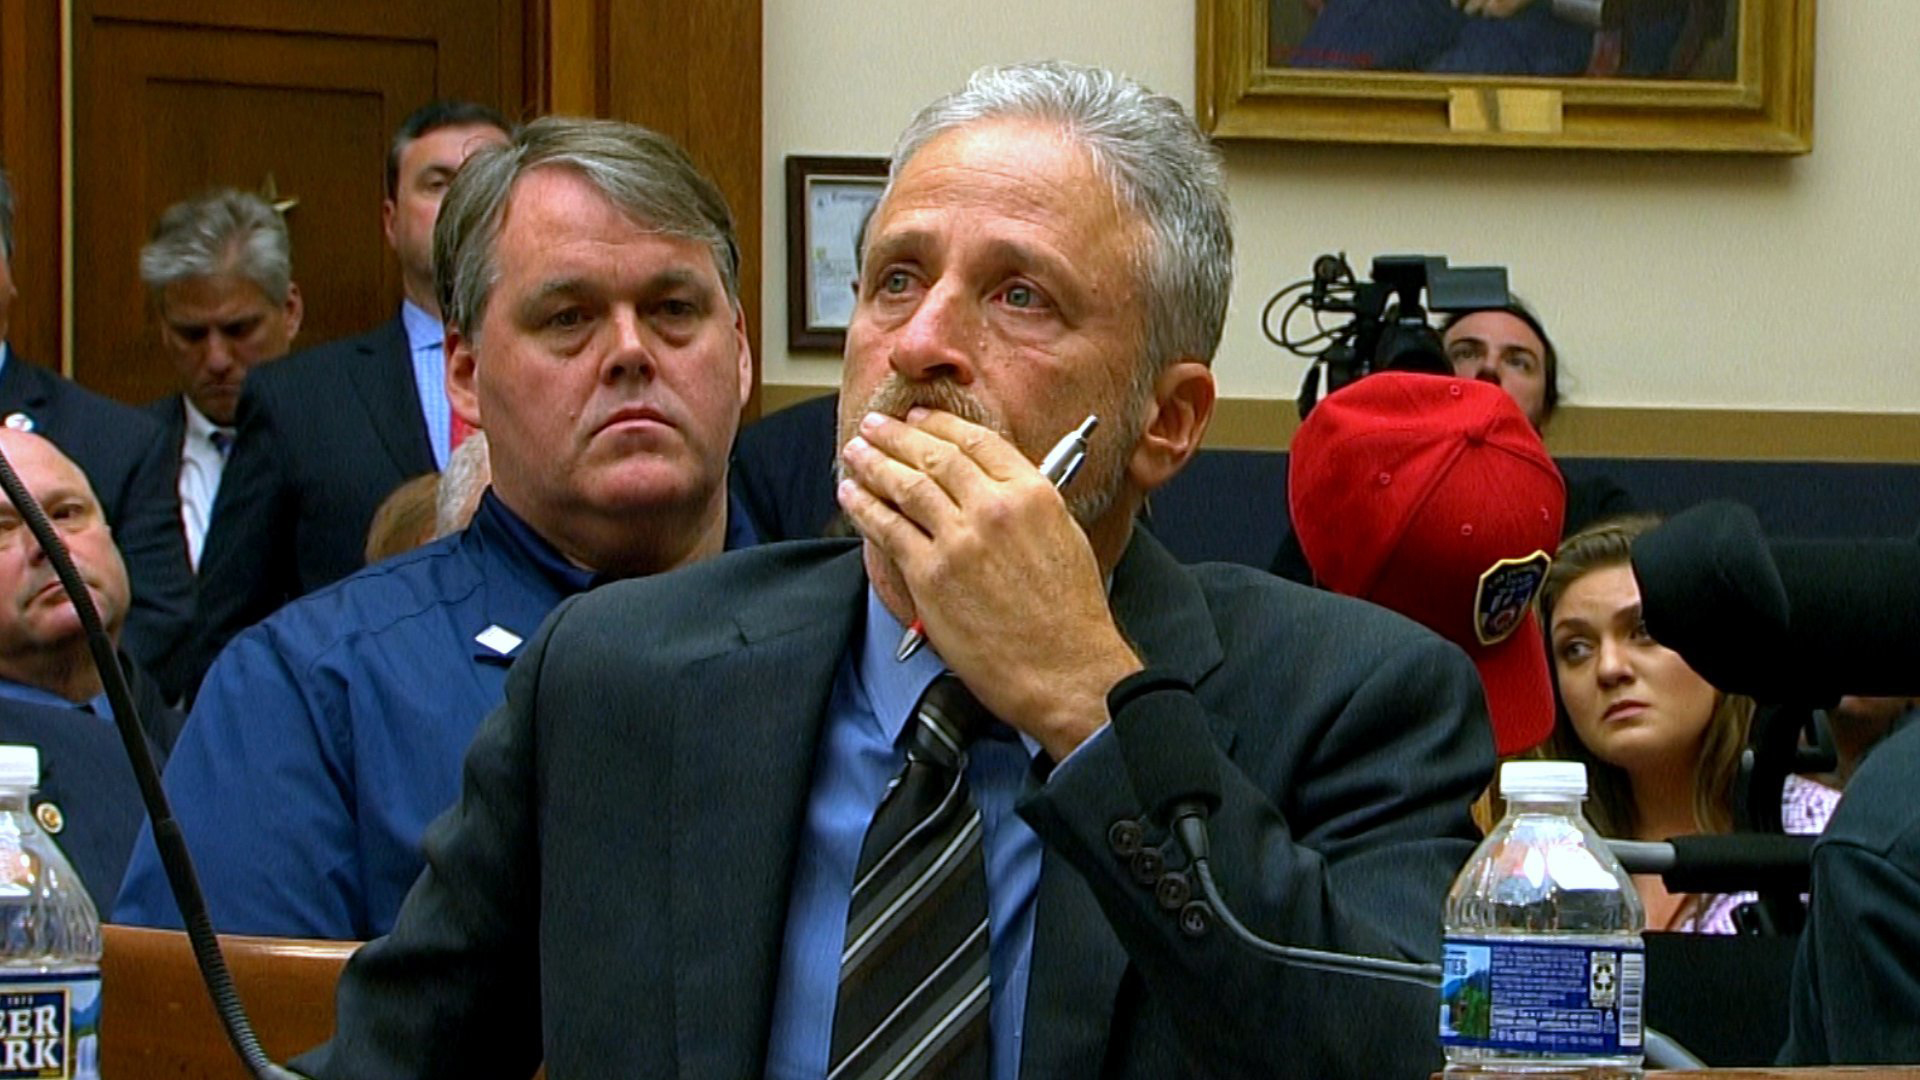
[1197,0,1814,152]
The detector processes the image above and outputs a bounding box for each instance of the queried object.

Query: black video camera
[1263,254,1511,418]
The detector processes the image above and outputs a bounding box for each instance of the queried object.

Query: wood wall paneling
[72,21,433,403]
[589,0,764,417]
[68,0,526,404]
[0,0,66,373]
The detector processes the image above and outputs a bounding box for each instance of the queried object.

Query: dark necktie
[209,429,234,458]
[831,674,993,1080]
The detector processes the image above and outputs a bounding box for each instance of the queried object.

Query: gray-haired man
[295,62,1488,1079]
[138,189,304,570]
[113,117,759,940]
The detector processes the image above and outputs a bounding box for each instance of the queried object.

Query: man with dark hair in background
[0,168,197,702]
[138,188,304,573]
[116,116,759,941]
[1273,296,1633,585]
[186,101,511,691]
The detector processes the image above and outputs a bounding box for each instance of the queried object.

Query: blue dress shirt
[401,300,453,470]
[765,590,1044,1080]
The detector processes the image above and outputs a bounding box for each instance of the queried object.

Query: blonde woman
[1539,515,1838,932]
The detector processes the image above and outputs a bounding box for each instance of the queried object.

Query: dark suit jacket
[0,666,177,904]
[140,394,190,562]
[0,353,196,700]
[300,532,1492,1079]
[189,316,433,688]
[139,393,187,472]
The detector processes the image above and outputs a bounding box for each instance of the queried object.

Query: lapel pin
[34,802,63,834]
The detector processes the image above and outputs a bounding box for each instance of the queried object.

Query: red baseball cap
[1289,373,1566,755]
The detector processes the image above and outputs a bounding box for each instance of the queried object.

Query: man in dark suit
[0,429,180,746]
[299,62,1491,1079]
[0,699,168,904]
[0,427,182,905]
[0,168,196,701]
[137,189,304,573]
[188,101,511,686]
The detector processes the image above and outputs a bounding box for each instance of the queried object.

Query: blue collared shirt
[116,489,758,937]
[0,677,110,719]
[765,590,1044,1080]
[401,300,453,469]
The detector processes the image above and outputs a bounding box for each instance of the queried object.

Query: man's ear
[732,302,754,410]
[381,198,399,251]
[446,326,481,430]
[1127,361,1215,495]
[282,282,305,344]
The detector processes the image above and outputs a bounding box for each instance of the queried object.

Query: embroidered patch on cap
[1474,550,1551,646]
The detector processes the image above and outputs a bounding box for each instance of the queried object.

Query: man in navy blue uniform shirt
[114,116,758,939]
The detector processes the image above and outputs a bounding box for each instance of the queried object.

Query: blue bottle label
[1439,937,1643,1055]
[0,972,100,1079]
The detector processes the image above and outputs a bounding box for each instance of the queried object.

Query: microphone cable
[1166,803,1442,989]
[0,446,304,1080]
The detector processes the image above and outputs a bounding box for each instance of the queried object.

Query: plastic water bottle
[0,745,101,1079]
[1440,760,1645,1078]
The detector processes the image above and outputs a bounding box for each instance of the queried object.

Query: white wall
[763,2,1920,415]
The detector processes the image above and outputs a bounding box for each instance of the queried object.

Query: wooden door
[70,0,528,405]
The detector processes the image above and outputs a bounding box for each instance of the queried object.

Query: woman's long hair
[1535,515,1753,839]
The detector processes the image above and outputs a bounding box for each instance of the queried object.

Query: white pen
[895,414,1100,663]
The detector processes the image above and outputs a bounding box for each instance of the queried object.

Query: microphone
[1107,671,1442,989]
[1108,679,1710,1067]
[1608,833,1815,895]
[1632,501,1920,702]
[0,447,304,1080]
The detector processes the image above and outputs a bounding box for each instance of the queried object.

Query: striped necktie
[830,674,993,1080]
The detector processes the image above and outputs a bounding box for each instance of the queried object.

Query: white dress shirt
[177,397,234,572]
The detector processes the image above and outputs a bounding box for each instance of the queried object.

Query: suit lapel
[669,546,868,1075]
[346,315,436,476]
[1021,529,1232,1071]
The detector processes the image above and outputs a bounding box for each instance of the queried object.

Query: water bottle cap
[1499,759,1587,798]
[0,745,39,790]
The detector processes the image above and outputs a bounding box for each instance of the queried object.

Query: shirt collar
[180,396,231,441]
[0,677,111,720]
[465,489,762,663]
[472,491,598,594]
[482,487,761,592]
[855,586,946,749]
[400,300,443,355]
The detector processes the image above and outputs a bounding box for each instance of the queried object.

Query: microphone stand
[0,447,303,1080]
[1166,805,1705,1068]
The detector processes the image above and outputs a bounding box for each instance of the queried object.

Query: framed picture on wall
[1197,0,1814,152]
[786,155,890,353]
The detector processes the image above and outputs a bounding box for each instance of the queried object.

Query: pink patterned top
[1675,774,1842,935]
